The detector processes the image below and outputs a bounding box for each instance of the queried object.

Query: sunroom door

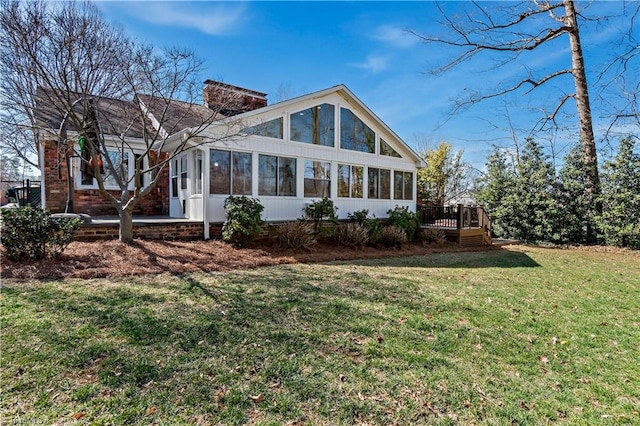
[169,154,189,218]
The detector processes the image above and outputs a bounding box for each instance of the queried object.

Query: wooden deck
[419,205,493,247]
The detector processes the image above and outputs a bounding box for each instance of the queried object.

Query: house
[37,81,426,238]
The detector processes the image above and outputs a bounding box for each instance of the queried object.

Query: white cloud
[110,2,247,35]
[372,24,419,49]
[351,54,389,73]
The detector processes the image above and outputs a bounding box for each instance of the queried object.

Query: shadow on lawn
[338,247,541,269]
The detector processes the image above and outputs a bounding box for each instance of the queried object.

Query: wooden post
[456,204,463,230]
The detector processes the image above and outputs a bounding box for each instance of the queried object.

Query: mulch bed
[0,239,496,280]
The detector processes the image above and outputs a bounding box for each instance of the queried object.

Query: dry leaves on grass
[0,238,490,280]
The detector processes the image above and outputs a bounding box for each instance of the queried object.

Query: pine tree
[476,147,515,238]
[556,142,588,244]
[596,137,640,248]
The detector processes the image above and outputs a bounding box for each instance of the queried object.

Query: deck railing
[418,204,492,232]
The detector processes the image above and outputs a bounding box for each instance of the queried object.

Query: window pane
[210,150,230,194]
[278,157,296,196]
[171,158,178,197]
[340,108,375,153]
[338,164,350,197]
[232,152,252,195]
[368,167,379,199]
[180,155,188,190]
[352,166,363,198]
[380,138,402,158]
[104,150,128,188]
[258,155,277,196]
[193,151,202,194]
[394,171,404,200]
[380,169,391,199]
[404,172,413,200]
[290,103,335,147]
[304,160,331,198]
[243,118,283,139]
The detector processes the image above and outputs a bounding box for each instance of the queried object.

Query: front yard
[1,245,639,424]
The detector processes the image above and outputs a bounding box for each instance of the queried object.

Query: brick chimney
[203,80,267,116]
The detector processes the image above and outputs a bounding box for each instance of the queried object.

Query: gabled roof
[177,84,426,167]
[136,94,225,138]
[34,86,147,139]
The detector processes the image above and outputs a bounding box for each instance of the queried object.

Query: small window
[180,155,188,190]
[290,103,335,147]
[171,158,179,197]
[338,164,363,198]
[340,108,375,153]
[368,167,390,199]
[193,150,203,195]
[394,171,413,200]
[242,117,283,139]
[380,138,402,158]
[304,160,331,198]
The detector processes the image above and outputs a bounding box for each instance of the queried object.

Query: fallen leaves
[249,394,264,403]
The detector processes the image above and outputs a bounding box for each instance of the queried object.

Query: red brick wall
[74,222,205,241]
[43,140,170,216]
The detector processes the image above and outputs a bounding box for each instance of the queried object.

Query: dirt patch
[0,239,496,280]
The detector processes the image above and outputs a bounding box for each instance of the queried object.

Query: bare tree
[411,0,630,240]
[0,0,245,242]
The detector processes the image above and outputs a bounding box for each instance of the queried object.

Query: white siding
[181,91,421,223]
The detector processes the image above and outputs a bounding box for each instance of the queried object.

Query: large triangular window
[340,108,375,153]
[242,117,283,139]
[290,104,335,147]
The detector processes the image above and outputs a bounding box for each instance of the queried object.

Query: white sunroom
[164,85,425,234]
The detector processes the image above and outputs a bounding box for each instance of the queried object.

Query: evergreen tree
[476,146,515,238]
[510,139,559,242]
[556,142,589,244]
[596,137,640,248]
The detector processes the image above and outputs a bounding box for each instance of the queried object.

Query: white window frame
[76,146,149,191]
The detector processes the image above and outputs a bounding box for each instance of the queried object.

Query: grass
[1,245,639,425]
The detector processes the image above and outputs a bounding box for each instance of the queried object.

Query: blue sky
[97,1,638,169]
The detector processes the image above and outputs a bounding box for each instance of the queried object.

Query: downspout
[202,144,210,240]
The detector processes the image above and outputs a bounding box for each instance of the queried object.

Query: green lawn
[1,245,639,425]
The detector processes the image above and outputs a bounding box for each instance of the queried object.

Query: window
[210,149,252,195]
[340,108,375,153]
[290,103,335,147]
[180,155,188,190]
[232,152,252,195]
[80,148,131,189]
[242,117,283,139]
[338,164,363,198]
[394,171,413,200]
[368,167,390,199]
[380,138,402,158]
[304,160,331,198]
[193,150,203,195]
[171,158,178,197]
[258,155,296,196]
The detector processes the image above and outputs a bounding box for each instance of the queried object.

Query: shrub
[386,206,420,240]
[0,207,82,261]
[222,196,264,247]
[334,222,369,248]
[347,209,381,242]
[276,221,316,250]
[419,227,447,247]
[303,197,338,233]
[377,225,408,248]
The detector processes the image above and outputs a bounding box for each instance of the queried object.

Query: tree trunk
[564,0,601,239]
[119,208,134,243]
